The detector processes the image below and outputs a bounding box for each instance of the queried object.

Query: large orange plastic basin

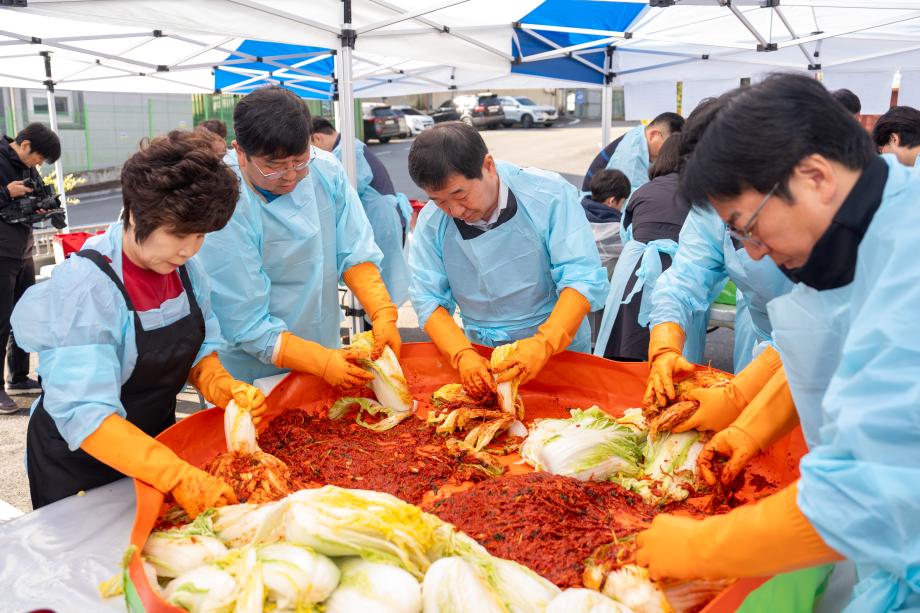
[126,343,805,612]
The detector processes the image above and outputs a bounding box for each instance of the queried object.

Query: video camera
[1,177,66,230]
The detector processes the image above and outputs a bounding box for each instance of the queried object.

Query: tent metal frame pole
[772,6,819,67]
[520,35,622,63]
[224,0,340,35]
[521,29,606,75]
[7,86,18,133]
[366,0,512,60]
[40,51,68,231]
[601,46,613,148]
[775,12,920,48]
[356,0,470,35]
[727,5,770,49]
[339,0,361,341]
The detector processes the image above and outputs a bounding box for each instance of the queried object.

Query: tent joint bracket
[340,28,357,49]
[757,42,778,52]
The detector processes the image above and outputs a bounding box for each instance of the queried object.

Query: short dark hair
[121,131,238,243]
[16,122,61,163]
[681,74,875,206]
[590,169,631,203]
[650,112,684,135]
[872,105,920,149]
[197,119,227,139]
[408,121,488,190]
[831,88,862,115]
[649,135,682,180]
[233,86,310,159]
[311,117,337,135]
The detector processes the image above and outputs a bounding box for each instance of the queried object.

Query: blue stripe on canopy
[214,40,335,99]
[512,1,645,84]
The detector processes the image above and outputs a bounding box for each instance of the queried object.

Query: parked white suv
[500,96,558,129]
[391,105,435,135]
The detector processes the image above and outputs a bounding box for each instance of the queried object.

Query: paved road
[1,119,733,514]
[64,118,617,228]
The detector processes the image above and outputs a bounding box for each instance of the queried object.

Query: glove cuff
[731,346,782,404]
[648,322,685,363]
[733,368,798,451]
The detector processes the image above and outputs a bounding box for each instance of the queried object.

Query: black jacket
[0,136,37,259]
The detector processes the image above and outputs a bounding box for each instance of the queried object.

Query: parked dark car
[362,104,401,143]
[430,94,504,129]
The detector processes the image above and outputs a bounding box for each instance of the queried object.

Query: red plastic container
[126,343,805,612]
[51,231,105,263]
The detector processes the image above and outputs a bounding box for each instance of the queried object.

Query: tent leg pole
[338,0,360,341]
[41,52,68,232]
[7,88,18,134]
[601,81,612,148]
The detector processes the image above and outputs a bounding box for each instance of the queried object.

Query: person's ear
[890,133,901,148]
[232,141,247,167]
[483,153,496,176]
[793,153,837,205]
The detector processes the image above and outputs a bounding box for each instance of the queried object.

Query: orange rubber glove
[425,306,494,398]
[493,288,591,385]
[188,352,268,424]
[343,262,401,359]
[673,346,783,433]
[81,414,237,518]
[636,481,842,581]
[274,331,373,391]
[644,322,696,408]
[698,367,799,486]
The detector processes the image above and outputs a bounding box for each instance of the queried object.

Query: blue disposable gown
[409,161,609,353]
[649,205,793,372]
[605,124,650,197]
[333,139,411,306]
[767,157,920,611]
[10,224,225,450]
[194,148,382,383]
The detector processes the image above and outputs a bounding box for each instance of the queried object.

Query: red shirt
[121,252,183,312]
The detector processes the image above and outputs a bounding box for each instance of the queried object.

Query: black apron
[26,249,205,508]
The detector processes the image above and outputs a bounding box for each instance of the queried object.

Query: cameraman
[0,123,61,412]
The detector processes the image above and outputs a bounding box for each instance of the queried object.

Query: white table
[0,478,134,612]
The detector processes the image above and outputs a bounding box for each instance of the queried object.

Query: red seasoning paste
[258,409,469,505]
[425,472,705,587]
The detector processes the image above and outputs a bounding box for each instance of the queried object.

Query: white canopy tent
[6,0,920,199]
[0,1,546,216]
[4,0,546,190]
[513,0,920,143]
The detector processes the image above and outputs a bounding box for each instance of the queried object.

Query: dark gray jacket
[0,136,37,259]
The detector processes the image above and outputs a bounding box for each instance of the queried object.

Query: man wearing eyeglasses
[642,93,793,427]
[195,86,398,388]
[638,72,920,613]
